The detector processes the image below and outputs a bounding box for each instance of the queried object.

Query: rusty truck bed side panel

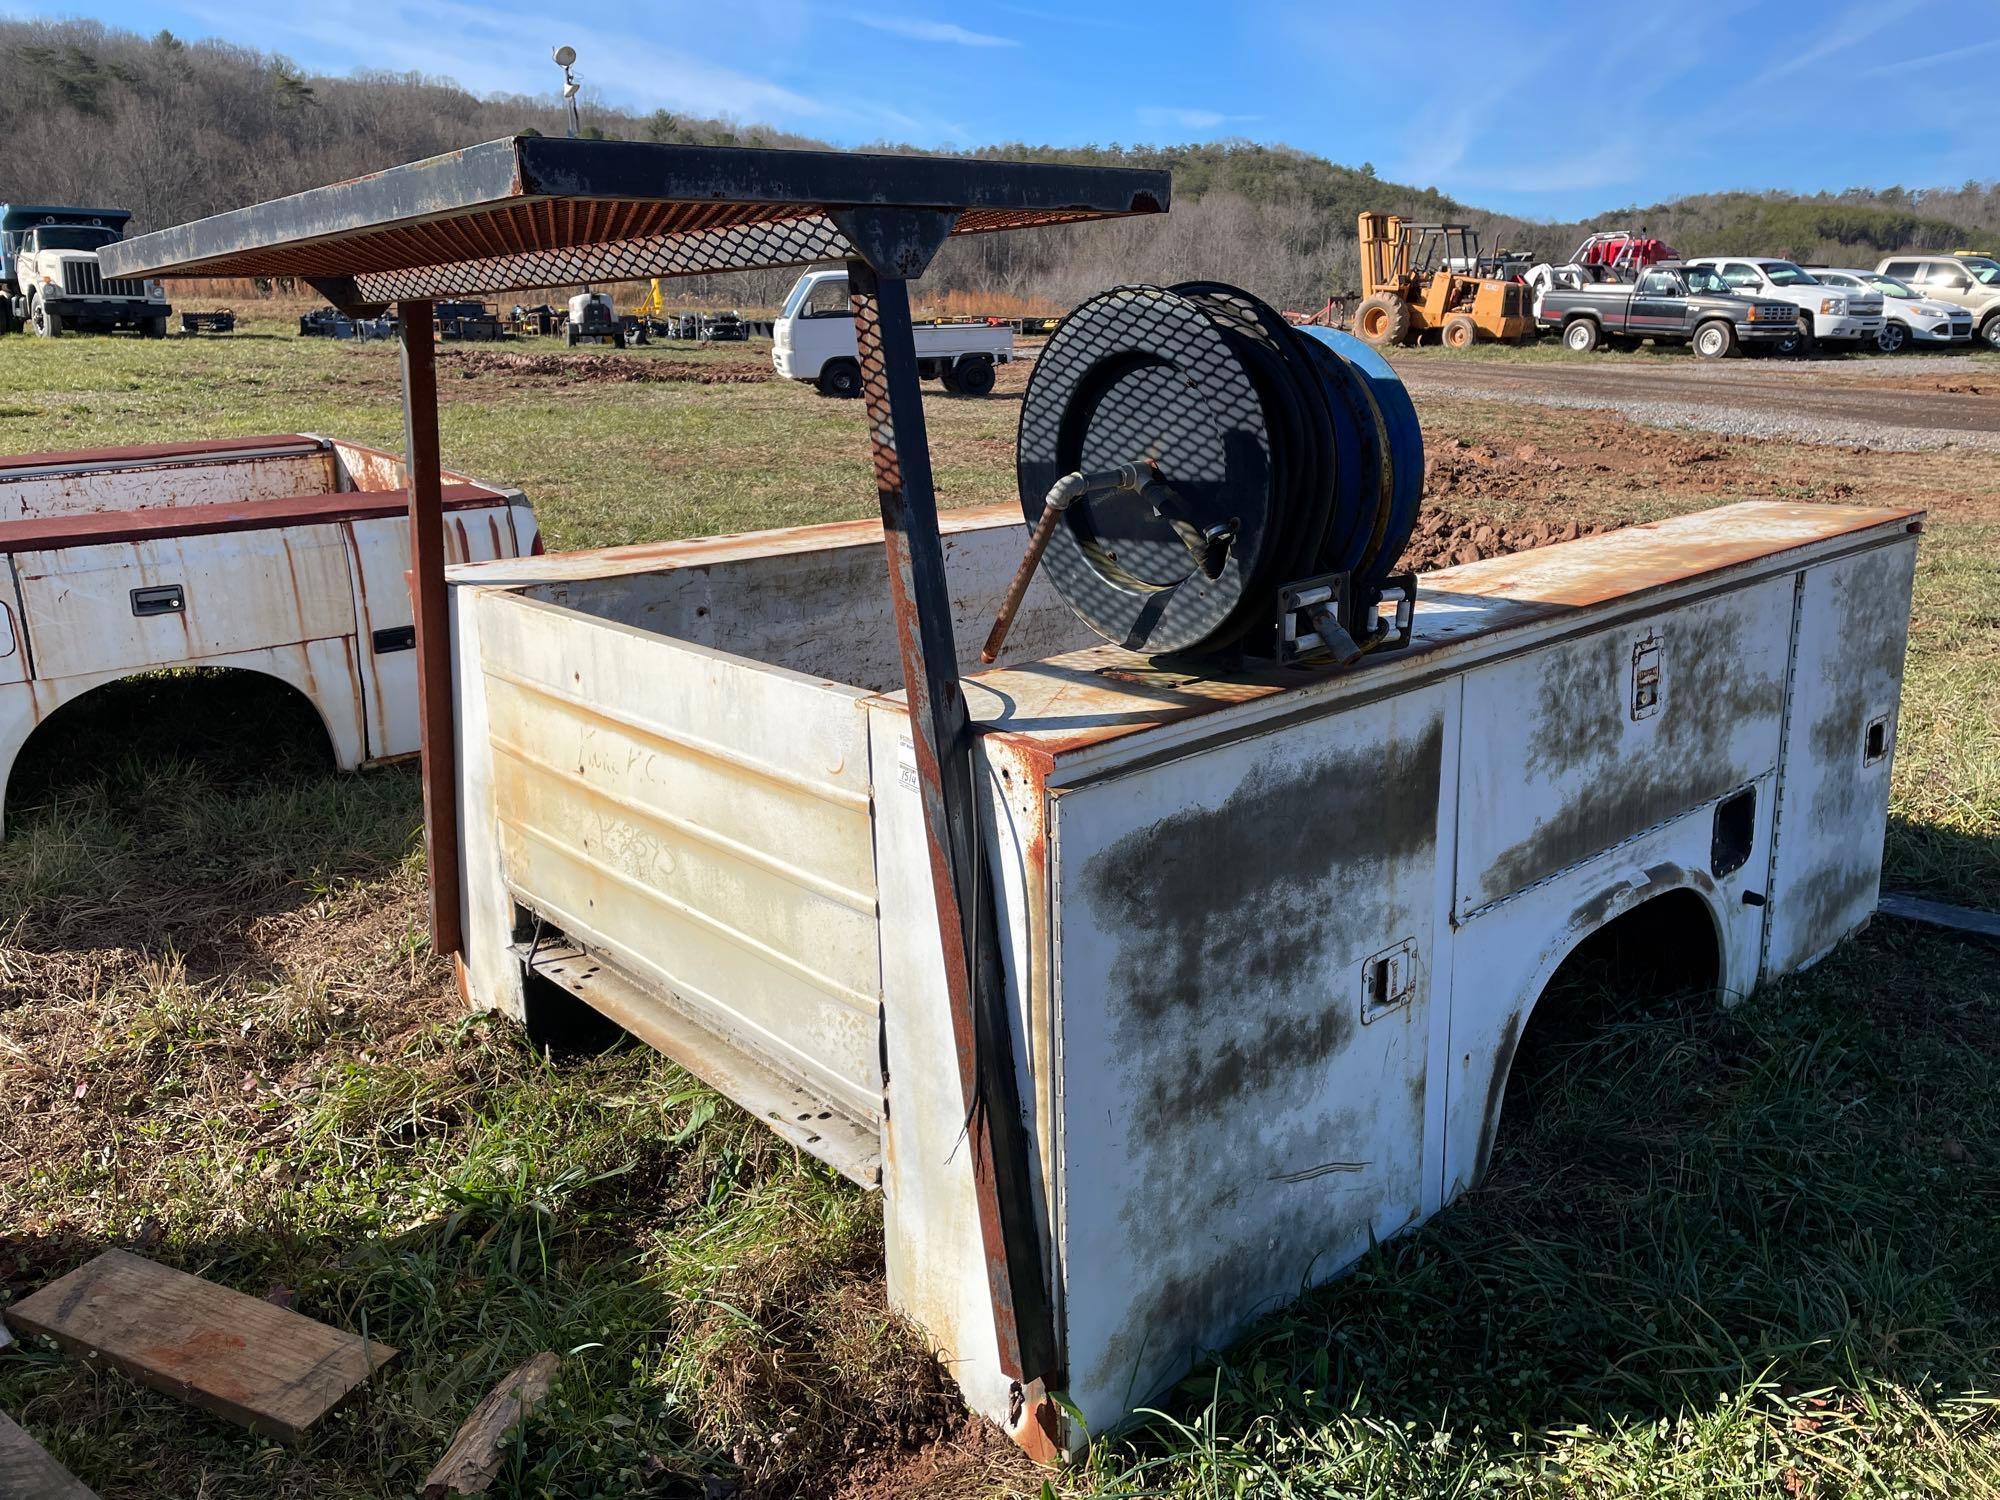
[0,433,321,472]
[922,501,1922,773]
[0,483,507,553]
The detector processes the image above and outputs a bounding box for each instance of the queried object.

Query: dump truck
[1354,213,1534,347]
[0,205,172,337]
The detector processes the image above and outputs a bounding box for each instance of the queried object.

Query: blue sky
[18,0,1997,219]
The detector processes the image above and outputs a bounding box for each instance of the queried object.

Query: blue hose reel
[1016,282,1424,660]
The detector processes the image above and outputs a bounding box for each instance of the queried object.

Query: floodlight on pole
[552,45,581,139]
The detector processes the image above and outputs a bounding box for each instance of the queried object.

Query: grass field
[0,321,1996,1499]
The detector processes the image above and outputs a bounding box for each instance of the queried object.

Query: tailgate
[474,591,886,1129]
[14,527,356,679]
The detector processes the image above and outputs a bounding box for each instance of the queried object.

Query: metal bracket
[1275,570,1418,666]
[305,276,390,318]
[1376,572,1418,650]
[830,208,959,280]
[1277,572,1362,665]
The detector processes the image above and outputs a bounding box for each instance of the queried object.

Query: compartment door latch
[1361,937,1419,1023]
[1630,632,1663,720]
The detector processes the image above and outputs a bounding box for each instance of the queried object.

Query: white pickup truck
[0,434,537,835]
[1684,256,1883,352]
[772,268,1013,396]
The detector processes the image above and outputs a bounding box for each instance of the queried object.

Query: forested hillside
[1,16,1992,311]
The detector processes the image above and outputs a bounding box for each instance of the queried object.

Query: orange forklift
[1354,212,1535,347]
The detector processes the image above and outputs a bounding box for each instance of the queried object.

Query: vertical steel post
[397,300,463,956]
[845,255,1056,1405]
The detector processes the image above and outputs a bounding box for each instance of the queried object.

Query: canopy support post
[842,233,1059,1437]
[397,299,463,957]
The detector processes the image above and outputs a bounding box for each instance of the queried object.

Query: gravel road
[1389,351,2000,451]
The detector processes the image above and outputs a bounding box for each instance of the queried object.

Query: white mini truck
[773,268,1013,396]
[448,496,1918,1454]
[0,434,537,833]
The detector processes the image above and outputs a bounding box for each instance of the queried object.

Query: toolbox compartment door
[12,527,356,680]
[344,505,518,759]
[1761,541,1917,975]
[1454,578,1795,919]
[1049,682,1452,1431]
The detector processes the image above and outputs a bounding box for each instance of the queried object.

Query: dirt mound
[830,1412,1035,1500]
[1398,507,1612,572]
[439,349,770,385]
[1403,437,1615,569]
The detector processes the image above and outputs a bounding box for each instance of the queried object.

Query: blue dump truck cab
[0,204,171,337]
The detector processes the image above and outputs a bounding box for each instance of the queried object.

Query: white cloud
[846,13,1019,46]
[1863,34,2000,75]
[1136,106,1259,132]
[1752,0,1922,85]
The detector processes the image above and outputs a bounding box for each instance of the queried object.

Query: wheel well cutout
[5,666,337,822]
[1484,889,1722,1173]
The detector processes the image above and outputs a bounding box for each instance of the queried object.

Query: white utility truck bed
[448,496,1919,1451]
[0,434,536,832]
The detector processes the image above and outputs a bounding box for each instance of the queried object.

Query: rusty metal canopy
[100,136,1170,307]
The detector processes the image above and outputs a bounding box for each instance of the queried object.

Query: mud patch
[438,349,771,385]
[829,1412,1038,1500]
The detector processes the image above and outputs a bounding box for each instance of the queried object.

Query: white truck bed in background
[0,434,536,834]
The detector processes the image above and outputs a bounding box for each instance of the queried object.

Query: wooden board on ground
[0,1411,99,1499]
[7,1250,396,1445]
[423,1351,562,1497]
[1878,891,2000,940]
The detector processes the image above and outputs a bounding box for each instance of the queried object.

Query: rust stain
[279,537,307,638]
[1009,1387,1066,1464]
[0,484,506,555]
[0,434,316,473]
[452,500,1027,587]
[1424,501,1925,611]
[338,637,365,735]
[1471,1010,1524,1187]
[342,521,392,737]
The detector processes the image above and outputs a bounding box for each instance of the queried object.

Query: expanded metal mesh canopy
[100,135,1171,307]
